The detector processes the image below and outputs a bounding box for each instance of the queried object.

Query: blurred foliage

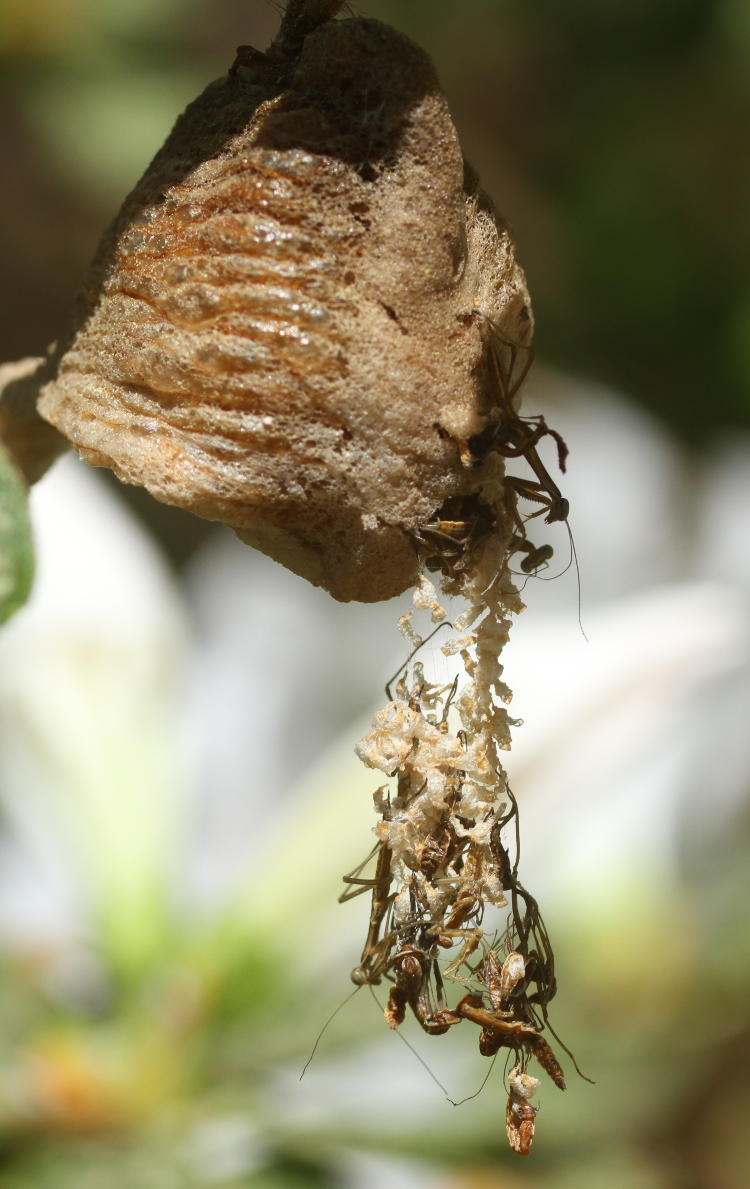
[0,444,33,623]
[374,0,750,439]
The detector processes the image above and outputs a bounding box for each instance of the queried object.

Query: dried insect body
[37,4,532,603]
[482,948,526,1012]
[508,1065,541,1102]
[506,1065,540,1157]
[341,840,394,987]
[383,885,453,1036]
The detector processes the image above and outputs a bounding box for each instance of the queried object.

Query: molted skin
[38,17,531,601]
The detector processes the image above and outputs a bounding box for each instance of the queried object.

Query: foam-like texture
[39,17,531,601]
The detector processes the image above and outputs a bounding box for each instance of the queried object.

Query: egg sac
[38,17,531,601]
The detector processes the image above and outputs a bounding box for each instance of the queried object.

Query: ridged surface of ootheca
[38,17,531,601]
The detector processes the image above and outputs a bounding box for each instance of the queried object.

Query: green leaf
[0,443,33,624]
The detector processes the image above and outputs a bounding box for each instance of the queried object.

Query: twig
[0,357,66,485]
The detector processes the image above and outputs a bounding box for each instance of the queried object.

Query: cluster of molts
[353,485,526,960]
[358,685,495,864]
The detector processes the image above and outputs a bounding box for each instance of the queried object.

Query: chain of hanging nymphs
[341,318,590,1155]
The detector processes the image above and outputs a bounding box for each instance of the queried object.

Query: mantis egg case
[38,17,531,602]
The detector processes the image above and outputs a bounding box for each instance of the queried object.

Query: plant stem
[0,357,67,485]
